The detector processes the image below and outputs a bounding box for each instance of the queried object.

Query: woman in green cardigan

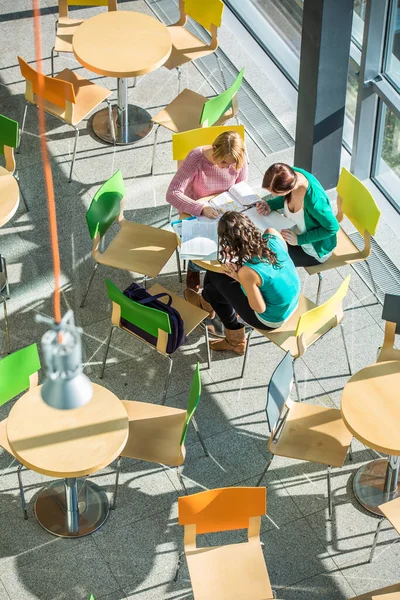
[256,163,339,267]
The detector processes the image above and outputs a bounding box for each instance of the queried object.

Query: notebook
[172,217,218,261]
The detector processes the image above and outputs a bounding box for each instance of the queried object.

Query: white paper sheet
[244,207,292,233]
[181,219,218,260]
[229,181,260,206]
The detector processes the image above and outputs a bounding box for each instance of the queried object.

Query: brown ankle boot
[184,288,215,319]
[209,326,246,356]
[186,269,200,292]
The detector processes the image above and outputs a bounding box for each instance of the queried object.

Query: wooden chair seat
[349,584,400,599]
[55,68,111,124]
[149,283,208,336]
[380,497,400,535]
[96,220,177,278]
[0,170,19,227]
[121,400,186,466]
[54,17,84,53]
[163,25,216,70]
[185,539,273,600]
[305,226,364,276]
[255,294,335,358]
[152,88,234,133]
[270,401,352,468]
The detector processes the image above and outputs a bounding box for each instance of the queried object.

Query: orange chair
[176,487,274,599]
[18,56,114,182]
[51,0,117,78]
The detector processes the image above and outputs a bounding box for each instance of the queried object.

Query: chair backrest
[266,351,293,432]
[180,363,201,445]
[200,68,245,127]
[58,0,116,18]
[105,279,171,339]
[18,56,76,109]
[86,170,125,239]
[178,487,266,534]
[0,344,41,407]
[172,125,245,162]
[336,167,381,237]
[183,0,224,30]
[0,114,18,156]
[295,276,351,354]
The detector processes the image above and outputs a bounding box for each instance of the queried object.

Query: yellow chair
[51,0,117,78]
[370,497,400,563]
[176,487,274,599]
[241,276,352,401]
[18,56,114,182]
[349,584,400,599]
[377,293,400,363]
[305,168,381,304]
[163,0,225,92]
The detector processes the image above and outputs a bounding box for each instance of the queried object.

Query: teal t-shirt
[243,234,300,325]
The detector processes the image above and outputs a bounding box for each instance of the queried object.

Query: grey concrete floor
[0,1,399,599]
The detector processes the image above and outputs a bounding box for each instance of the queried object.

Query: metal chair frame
[0,255,10,354]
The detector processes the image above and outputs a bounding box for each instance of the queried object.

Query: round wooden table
[7,383,129,537]
[0,172,19,227]
[73,11,171,145]
[341,360,400,515]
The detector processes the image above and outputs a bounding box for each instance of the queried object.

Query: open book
[172,217,218,261]
[209,181,292,233]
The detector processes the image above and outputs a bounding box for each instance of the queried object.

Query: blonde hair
[212,131,245,171]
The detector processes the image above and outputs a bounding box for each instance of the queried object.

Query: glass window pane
[352,0,367,48]
[373,103,400,210]
[385,0,400,89]
[343,57,361,149]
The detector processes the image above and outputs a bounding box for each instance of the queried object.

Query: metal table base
[34,477,110,538]
[92,77,153,145]
[353,456,400,516]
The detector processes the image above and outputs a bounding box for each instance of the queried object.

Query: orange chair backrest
[18,56,76,109]
[178,487,266,534]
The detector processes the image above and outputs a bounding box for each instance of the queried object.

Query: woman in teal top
[183,211,301,356]
[256,163,339,267]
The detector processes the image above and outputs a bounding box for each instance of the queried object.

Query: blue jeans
[188,260,205,273]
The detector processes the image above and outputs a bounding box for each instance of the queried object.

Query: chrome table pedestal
[353,455,400,516]
[34,477,110,538]
[92,78,153,145]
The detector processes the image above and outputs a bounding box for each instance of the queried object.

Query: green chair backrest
[105,279,172,339]
[200,68,244,127]
[0,114,19,156]
[336,167,381,236]
[86,170,125,239]
[180,363,201,445]
[0,344,41,407]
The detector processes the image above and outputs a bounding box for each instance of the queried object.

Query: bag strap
[134,292,173,307]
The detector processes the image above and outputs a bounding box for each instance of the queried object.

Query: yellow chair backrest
[18,56,76,108]
[172,125,245,161]
[183,0,224,30]
[58,0,116,17]
[337,167,380,236]
[295,276,351,341]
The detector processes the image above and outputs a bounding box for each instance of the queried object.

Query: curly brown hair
[218,211,281,269]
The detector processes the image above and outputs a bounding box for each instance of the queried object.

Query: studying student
[256,163,339,267]
[166,130,248,292]
[183,212,301,356]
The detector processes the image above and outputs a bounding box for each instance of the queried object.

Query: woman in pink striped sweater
[166,130,248,292]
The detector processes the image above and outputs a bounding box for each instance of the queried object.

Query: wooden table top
[73,11,172,78]
[341,361,400,455]
[0,172,19,227]
[7,383,129,478]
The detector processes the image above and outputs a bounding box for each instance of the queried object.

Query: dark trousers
[288,245,321,267]
[202,270,271,331]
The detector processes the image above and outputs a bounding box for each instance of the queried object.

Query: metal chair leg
[14,172,29,211]
[2,296,10,354]
[293,358,301,401]
[327,466,333,520]
[17,103,29,154]
[80,262,99,308]
[17,464,28,520]
[183,260,187,272]
[204,323,211,370]
[256,458,272,487]
[162,356,173,405]
[240,328,254,378]
[174,551,185,582]
[191,416,209,457]
[51,46,56,77]
[348,441,353,461]
[106,99,116,144]
[150,124,160,176]
[176,465,188,494]
[369,517,385,562]
[1,255,10,299]
[340,322,352,375]
[69,127,79,182]
[112,456,121,509]
[316,272,323,305]
[177,65,182,94]
[168,203,173,223]
[215,53,228,89]
[176,248,182,283]
[100,326,115,379]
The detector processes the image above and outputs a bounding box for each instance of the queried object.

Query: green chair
[150,68,245,174]
[102,279,210,405]
[0,344,41,519]
[80,170,179,307]
[0,113,28,218]
[113,363,209,503]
